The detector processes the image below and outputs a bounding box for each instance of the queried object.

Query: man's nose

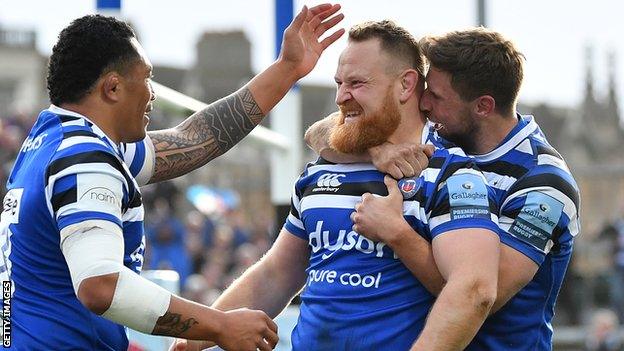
[335,85,352,106]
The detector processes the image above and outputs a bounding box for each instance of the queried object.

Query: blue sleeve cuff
[430,219,499,240]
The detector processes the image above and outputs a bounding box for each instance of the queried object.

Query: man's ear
[473,95,495,117]
[399,70,419,103]
[101,72,121,103]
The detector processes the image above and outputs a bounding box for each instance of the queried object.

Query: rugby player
[178,20,502,351]
[0,4,344,350]
[307,27,581,350]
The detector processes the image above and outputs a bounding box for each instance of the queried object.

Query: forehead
[130,37,152,72]
[426,67,452,90]
[335,39,387,77]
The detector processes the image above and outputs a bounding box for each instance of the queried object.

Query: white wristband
[61,224,171,333]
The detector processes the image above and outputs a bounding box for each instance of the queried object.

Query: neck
[387,104,425,145]
[60,100,120,144]
[470,111,518,155]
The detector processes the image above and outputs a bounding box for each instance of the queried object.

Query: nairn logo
[80,187,119,206]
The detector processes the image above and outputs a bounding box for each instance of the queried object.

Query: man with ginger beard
[178,20,502,351]
[330,88,400,154]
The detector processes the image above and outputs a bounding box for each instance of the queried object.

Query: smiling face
[419,67,479,150]
[329,39,401,154]
[115,38,155,143]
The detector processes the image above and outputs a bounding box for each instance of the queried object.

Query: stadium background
[1,0,624,349]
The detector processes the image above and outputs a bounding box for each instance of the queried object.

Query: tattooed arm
[147,4,344,183]
[151,295,278,350]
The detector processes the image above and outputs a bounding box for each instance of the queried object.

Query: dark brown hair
[349,20,425,78]
[420,27,525,115]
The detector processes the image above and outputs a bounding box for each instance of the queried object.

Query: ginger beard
[330,89,401,154]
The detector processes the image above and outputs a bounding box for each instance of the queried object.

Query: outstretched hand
[279,3,345,79]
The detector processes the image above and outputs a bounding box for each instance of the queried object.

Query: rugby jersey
[284,148,499,350]
[0,105,154,350]
[424,114,580,350]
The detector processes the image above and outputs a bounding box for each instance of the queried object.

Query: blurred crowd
[141,182,274,306]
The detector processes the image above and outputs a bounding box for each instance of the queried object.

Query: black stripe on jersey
[536,145,563,159]
[59,115,81,123]
[437,160,475,185]
[315,157,336,165]
[428,157,445,169]
[478,161,529,179]
[63,130,100,139]
[51,187,77,213]
[46,150,130,188]
[404,187,426,203]
[127,190,142,209]
[550,225,565,253]
[290,198,300,219]
[507,173,579,208]
[302,181,388,197]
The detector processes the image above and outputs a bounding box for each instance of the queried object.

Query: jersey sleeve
[120,135,155,187]
[47,144,130,240]
[498,165,580,265]
[283,176,307,239]
[427,156,499,239]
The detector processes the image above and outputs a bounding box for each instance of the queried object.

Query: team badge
[398,177,419,199]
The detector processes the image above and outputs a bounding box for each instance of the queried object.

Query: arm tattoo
[148,87,264,183]
[152,312,199,336]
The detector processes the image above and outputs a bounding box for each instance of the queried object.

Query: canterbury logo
[317,173,346,187]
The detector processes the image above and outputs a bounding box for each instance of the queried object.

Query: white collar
[470,115,538,162]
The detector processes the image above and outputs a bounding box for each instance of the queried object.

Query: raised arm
[147,4,345,183]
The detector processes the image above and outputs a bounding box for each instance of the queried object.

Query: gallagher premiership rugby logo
[509,191,564,252]
[447,173,489,220]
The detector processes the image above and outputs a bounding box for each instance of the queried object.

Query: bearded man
[177,20,502,351]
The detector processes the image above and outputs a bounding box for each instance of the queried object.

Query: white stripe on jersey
[537,154,570,173]
[61,118,86,127]
[287,213,304,230]
[445,146,467,157]
[515,139,534,155]
[45,163,130,217]
[134,135,156,187]
[483,172,517,191]
[122,142,137,166]
[123,206,144,222]
[422,168,440,183]
[306,163,377,177]
[300,194,360,212]
[58,136,108,151]
[403,201,427,223]
[56,172,124,221]
[430,213,498,231]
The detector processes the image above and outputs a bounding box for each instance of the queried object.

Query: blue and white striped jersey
[0,105,155,350]
[284,148,499,350]
[425,114,580,350]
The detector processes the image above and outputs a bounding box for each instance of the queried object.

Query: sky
[1,0,623,112]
